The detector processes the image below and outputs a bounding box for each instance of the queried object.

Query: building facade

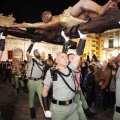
[2,36,76,61]
[103,29,120,60]
[79,33,104,61]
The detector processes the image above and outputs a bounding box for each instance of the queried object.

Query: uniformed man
[61,30,87,120]
[113,53,120,120]
[26,40,45,119]
[14,60,26,94]
[42,30,86,120]
[11,60,18,89]
[14,60,20,93]
[67,53,87,120]
[64,31,95,119]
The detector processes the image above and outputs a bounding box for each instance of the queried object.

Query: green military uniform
[15,65,25,93]
[44,63,79,120]
[11,65,16,88]
[15,73,25,89]
[75,71,88,109]
[79,89,88,110]
[11,74,15,87]
[74,92,87,120]
[74,70,87,120]
[28,58,44,108]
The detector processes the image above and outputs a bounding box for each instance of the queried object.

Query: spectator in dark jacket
[82,65,95,107]
[92,51,98,62]
[81,61,88,82]
[3,64,12,83]
[94,61,111,111]
[95,80,105,112]
[108,68,117,110]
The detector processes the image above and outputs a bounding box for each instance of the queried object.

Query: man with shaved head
[42,30,86,120]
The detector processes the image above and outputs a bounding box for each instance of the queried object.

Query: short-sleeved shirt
[116,66,120,107]
[44,63,77,101]
[28,58,45,78]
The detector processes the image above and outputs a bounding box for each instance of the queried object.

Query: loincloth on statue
[59,7,88,28]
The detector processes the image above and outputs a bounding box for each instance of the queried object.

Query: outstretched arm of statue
[11,22,49,29]
[11,22,34,28]
[11,18,60,30]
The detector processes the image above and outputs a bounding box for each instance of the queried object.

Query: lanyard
[74,68,81,89]
[74,74,80,89]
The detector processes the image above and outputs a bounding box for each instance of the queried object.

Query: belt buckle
[65,101,69,106]
[35,78,39,81]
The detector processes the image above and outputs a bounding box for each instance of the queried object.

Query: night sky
[0,0,119,23]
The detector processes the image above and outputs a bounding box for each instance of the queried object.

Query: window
[92,40,95,42]
[109,39,113,48]
[92,44,95,47]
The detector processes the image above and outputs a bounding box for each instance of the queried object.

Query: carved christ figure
[11,0,119,31]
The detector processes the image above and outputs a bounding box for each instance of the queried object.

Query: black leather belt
[52,99,73,106]
[116,106,120,113]
[29,77,41,81]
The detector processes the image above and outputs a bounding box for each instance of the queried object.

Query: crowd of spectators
[0,52,118,118]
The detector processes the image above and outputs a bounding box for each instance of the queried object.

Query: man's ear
[55,58,58,64]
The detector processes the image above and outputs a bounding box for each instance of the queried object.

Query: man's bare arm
[42,84,50,97]
[61,30,87,69]
[72,31,87,69]
[71,54,81,69]
[26,51,31,61]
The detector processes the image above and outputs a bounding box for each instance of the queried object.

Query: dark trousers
[109,91,116,109]
[103,91,110,110]
[84,88,93,107]
[95,87,104,108]
[3,74,11,83]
